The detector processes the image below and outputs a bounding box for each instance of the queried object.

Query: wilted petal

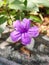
[10,31,21,42]
[28,26,39,37]
[21,33,31,45]
[22,18,31,29]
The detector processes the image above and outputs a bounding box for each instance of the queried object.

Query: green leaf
[37,0,49,7]
[0,0,3,7]
[26,0,39,12]
[12,0,38,11]
[8,0,25,10]
[8,0,24,4]
[29,0,49,7]
[26,0,49,11]
[6,0,15,4]
[24,0,27,8]
[0,16,7,24]
[29,15,42,23]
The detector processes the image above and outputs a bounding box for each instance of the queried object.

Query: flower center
[20,28,28,33]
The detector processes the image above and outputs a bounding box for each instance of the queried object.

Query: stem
[39,13,44,21]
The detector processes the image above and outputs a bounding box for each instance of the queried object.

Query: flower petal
[13,20,20,28]
[21,33,31,45]
[13,20,24,32]
[22,18,31,29]
[28,26,39,37]
[10,31,21,42]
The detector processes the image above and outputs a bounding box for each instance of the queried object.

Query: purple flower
[10,18,39,45]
